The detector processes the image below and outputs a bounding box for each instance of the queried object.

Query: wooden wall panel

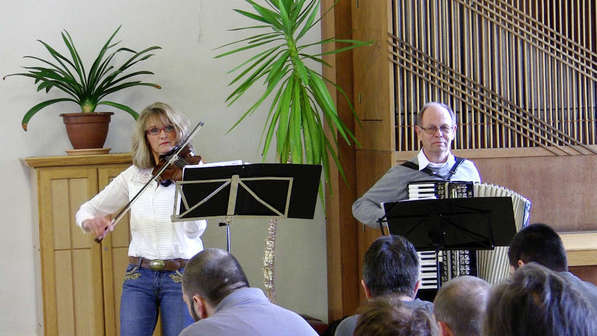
[322,0,360,321]
[351,0,398,311]
[73,249,103,336]
[352,0,394,151]
[54,250,75,336]
[569,266,597,286]
[70,178,91,249]
[474,155,597,231]
[475,154,597,286]
[51,180,70,250]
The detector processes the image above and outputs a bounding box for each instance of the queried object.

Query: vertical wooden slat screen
[390,0,597,154]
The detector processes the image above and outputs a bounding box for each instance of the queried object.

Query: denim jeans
[120,264,194,336]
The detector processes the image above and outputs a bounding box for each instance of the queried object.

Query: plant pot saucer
[66,148,111,156]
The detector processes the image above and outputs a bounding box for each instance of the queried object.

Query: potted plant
[4,26,161,150]
[216,0,369,185]
[216,0,370,301]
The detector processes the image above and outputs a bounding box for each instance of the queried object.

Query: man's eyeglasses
[146,125,176,136]
[419,125,454,135]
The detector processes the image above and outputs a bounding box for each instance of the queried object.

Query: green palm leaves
[216,0,370,183]
[4,26,161,130]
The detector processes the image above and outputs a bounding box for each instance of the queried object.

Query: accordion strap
[402,157,465,180]
[447,157,465,180]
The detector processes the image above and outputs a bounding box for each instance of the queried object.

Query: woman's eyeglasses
[145,125,176,136]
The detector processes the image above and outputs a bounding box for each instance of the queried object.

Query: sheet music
[183,160,244,171]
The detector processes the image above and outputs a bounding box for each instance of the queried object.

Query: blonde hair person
[75,102,206,336]
[132,102,192,168]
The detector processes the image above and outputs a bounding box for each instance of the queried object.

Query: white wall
[0,1,327,334]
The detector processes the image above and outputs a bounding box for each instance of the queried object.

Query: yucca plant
[216,0,370,184]
[4,26,161,130]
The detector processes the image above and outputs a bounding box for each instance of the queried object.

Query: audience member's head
[354,298,439,336]
[483,262,597,336]
[182,248,249,321]
[362,235,420,299]
[508,223,567,272]
[433,276,489,336]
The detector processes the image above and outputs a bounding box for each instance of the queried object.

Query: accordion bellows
[473,183,531,284]
[408,181,531,286]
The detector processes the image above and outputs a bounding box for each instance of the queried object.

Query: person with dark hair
[334,235,432,336]
[354,298,439,336]
[353,102,481,227]
[433,276,489,336]
[483,262,597,336]
[180,248,318,336]
[75,102,205,336]
[508,222,568,271]
[508,222,597,312]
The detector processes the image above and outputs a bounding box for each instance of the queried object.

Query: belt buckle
[149,259,166,271]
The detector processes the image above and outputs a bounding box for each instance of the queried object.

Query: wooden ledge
[560,231,597,267]
[24,153,132,168]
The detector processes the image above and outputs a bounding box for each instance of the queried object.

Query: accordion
[407,181,531,295]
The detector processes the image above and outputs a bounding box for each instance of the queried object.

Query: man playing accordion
[352,102,481,227]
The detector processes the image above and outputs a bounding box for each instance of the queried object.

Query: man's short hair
[416,102,456,126]
[433,276,490,336]
[182,248,249,306]
[355,298,439,336]
[483,262,597,336]
[507,223,568,272]
[362,235,420,297]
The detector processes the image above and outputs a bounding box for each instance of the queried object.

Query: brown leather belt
[129,257,188,271]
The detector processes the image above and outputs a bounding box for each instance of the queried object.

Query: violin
[153,144,202,186]
[93,121,205,243]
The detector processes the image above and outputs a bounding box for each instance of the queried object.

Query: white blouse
[75,165,207,260]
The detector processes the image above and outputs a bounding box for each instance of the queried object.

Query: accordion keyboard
[407,181,531,296]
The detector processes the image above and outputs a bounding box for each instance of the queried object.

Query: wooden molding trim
[391,146,597,162]
[24,153,132,168]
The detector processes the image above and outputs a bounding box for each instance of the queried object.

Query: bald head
[416,102,456,126]
[182,248,249,306]
[433,276,490,336]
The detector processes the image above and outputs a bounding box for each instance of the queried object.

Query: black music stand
[383,197,517,251]
[383,197,517,300]
[171,163,321,251]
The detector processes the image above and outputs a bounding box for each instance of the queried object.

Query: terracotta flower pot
[60,112,114,149]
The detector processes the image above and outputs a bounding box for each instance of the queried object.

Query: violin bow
[94,121,205,243]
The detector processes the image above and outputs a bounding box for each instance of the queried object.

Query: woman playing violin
[75,102,206,336]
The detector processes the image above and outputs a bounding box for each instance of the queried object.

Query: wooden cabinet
[26,154,132,336]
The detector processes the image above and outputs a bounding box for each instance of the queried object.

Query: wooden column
[322,0,397,320]
[352,0,396,311]
[322,0,360,321]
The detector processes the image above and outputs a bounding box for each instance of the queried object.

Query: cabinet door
[38,167,104,336]
[98,165,163,336]
[97,165,131,336]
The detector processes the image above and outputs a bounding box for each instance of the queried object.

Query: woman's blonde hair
[132,102,191,168]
